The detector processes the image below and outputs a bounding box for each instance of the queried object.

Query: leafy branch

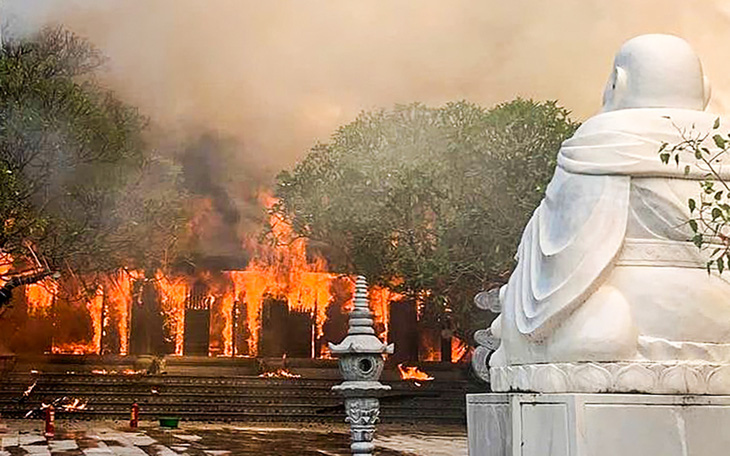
[660,117,730,273]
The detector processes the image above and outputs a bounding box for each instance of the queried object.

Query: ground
[0,420,467,456]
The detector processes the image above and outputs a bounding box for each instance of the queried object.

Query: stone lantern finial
[330,276,394,354]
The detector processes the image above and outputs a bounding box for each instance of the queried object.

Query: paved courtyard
[0,420,467,456]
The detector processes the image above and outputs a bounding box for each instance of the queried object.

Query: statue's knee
[547,286,638,362]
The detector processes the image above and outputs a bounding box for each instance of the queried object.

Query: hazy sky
[6,0,730,173]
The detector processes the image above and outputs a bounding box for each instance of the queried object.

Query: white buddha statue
[477,34,730,394]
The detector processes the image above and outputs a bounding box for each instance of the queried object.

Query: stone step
[0,356,478,423]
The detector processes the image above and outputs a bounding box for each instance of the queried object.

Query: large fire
[0,196,465,362]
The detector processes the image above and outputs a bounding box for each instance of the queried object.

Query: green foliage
[662,118,730,274]
[274,99,579,338]
[0,26,187,277]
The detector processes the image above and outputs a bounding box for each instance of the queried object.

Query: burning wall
[0,198,467,362]
[1,269,467,362]
[0,268,390,358]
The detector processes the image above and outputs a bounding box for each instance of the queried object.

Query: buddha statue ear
[602,66,628,112]
[702,74,712,109]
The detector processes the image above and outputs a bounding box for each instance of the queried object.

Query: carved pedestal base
[344,397,379,455]
[467,393,730,456]
[333,381,390,456]
[490,361,730,394]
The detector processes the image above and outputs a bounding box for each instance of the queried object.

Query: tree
[0,26,188,301]
[273,99,579,339]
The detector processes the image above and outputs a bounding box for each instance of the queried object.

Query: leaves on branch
[662,120,730,275]
[714,134,727,149]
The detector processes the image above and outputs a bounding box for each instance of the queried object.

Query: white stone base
[490,362,730,394]
[467,393,730,456]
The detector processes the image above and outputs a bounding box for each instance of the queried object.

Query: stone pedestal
[467,393,730,456]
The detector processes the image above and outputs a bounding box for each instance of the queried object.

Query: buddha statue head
[602,34,711,112]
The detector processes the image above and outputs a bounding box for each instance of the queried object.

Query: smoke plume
[5,0,730,172]
[5,0,730,262]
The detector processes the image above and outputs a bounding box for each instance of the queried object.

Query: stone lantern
[329,275,394,456]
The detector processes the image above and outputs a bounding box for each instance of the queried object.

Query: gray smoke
[5,0,730,175]
[5,0,730,266]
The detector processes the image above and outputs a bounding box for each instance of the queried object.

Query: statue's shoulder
[571,108,719,140]
[559,108,724,177]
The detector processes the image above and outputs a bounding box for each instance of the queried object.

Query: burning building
[0,198,469,364]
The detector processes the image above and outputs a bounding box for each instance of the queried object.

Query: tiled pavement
[0,421,467,456]
[1,427,200,456]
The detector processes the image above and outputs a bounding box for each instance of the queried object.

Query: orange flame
[103,270,140,355]
[451,336,469,363]
[51,342,94,355]
[122,369,145,375]
[397,363,434,381]
[0,252,12,278]
[56,397,88,412]
[154,272,188,356]
[92,368,144,375]
[258,368,301,379]
[26,279,57,317]
[89,286,104,354]
[369,285,400,345]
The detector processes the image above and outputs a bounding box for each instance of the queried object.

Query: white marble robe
[492,108,730,367]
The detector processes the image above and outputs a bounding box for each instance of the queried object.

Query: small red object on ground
[130,402,139,429]
[44,405,54,437]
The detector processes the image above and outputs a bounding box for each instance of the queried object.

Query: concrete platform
[467,393,730,456]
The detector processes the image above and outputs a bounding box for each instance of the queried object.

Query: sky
[5,0,730,174]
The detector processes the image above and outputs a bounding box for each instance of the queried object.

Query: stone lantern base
[467,393,730,456]
[333,381,390,456]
